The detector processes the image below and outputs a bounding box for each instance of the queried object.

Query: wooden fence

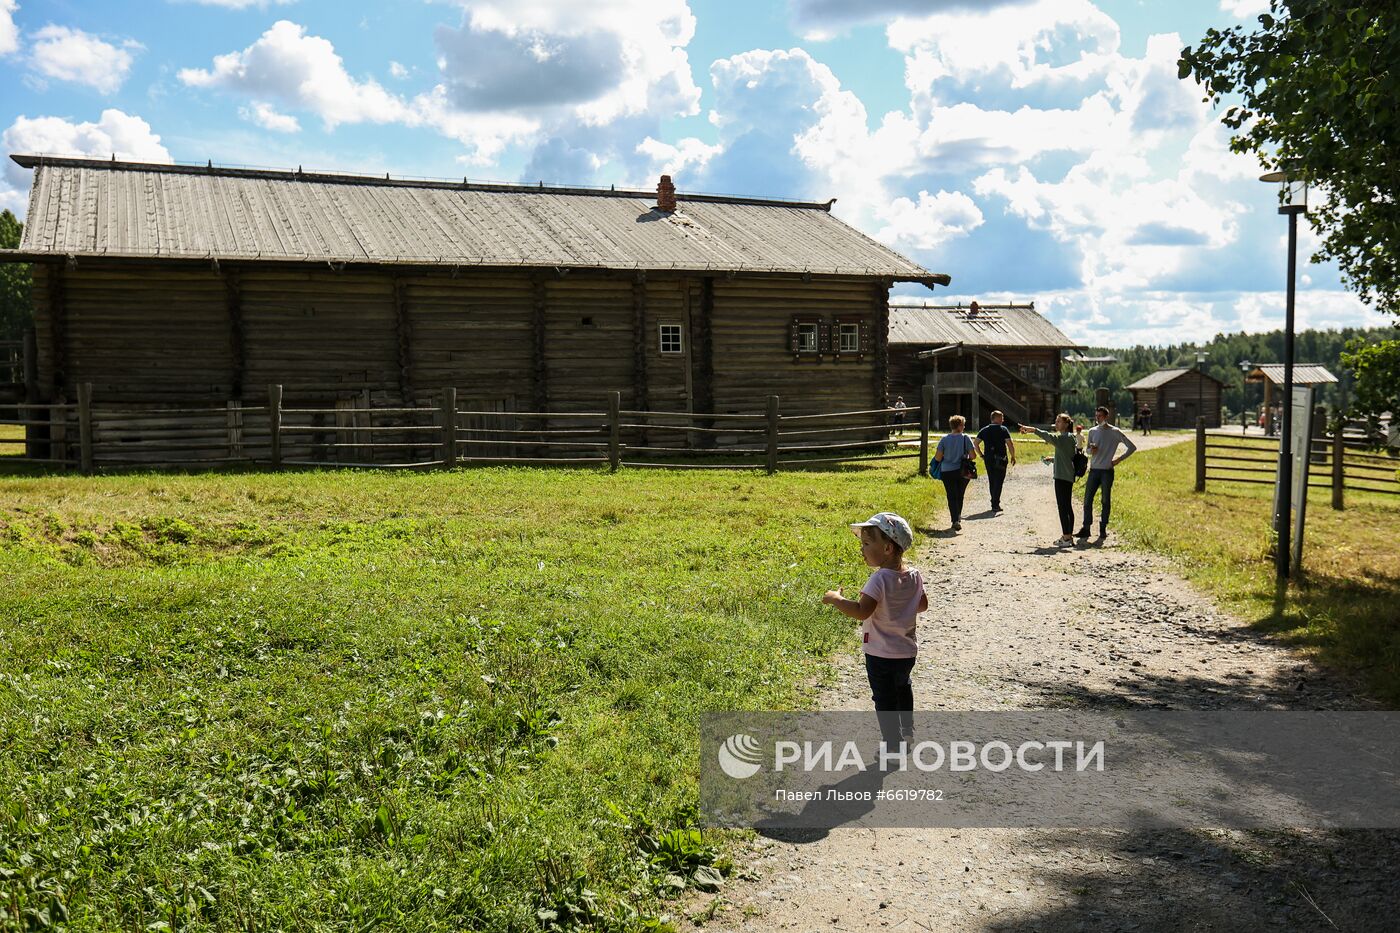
[1194,420,1399,507]
[1,383,935,475]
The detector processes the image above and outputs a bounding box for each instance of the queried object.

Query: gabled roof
[1245,363,1338,386]
[1125,367,1227,390]
[5,154,944,283]
[887,302,1078,350]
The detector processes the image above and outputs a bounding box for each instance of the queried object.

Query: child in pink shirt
[822,512,927,747]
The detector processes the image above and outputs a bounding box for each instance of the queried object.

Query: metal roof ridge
[8,153,838,211]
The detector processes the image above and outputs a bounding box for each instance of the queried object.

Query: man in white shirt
[1077,406,1137,539]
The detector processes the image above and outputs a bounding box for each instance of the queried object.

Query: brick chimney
[656,174,677,213]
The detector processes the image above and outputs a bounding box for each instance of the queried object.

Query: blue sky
[0,0,1386,346]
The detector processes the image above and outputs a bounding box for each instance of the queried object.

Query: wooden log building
[1126,367,1226,429]
[1244,363,1338,435]
[886,301,1078,428]
[1,155,948,458]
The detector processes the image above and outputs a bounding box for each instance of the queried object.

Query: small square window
[659,323,683,354]
[838,323,860,353]
[797,322,819,353]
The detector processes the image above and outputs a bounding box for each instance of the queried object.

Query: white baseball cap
[849,512,914,552]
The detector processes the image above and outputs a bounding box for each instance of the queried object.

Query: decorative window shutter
[818,319,832,354]
[789,315,801,354]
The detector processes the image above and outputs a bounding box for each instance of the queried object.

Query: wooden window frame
[832,315,870,360]
[789,315,825,357]
[658,322,684,355]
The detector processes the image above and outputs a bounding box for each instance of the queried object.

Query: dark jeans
[941,473,969,523]
[1082,467,1115,532]
[865,653,915,747]
[986,461,1007,509]
[1053,477,1075,535]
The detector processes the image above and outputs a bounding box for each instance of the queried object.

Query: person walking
[1077,406,1137,540]
[932,414,976,532]
[974,409,1016,512]
[1019,413,1082,546]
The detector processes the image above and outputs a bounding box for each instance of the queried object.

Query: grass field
[1110,439,1400,704]
[0,460,938,930]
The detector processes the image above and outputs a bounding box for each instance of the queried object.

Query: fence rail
[1195,421,1399,507]
[1,384,939,475]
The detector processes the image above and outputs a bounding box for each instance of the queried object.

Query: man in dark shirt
[974,410,1017,512]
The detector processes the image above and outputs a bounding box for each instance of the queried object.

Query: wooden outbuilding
[1125,367,1225,429]
[1244,363,1338,435]
[886,301,1078,428]
[1,155,949,457]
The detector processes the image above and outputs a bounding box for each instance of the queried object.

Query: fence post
[1331,428,1345,510]
[919,384,933,476]
[608,391,621,472]
[77,382,93,475]
[269,384,283,470]
[766,395,779,475]
[442,387,458,469]
[1195,416,1206,492]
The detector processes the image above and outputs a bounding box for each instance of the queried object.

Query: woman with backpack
[1019,414,1085,546]
[932,414,977,532]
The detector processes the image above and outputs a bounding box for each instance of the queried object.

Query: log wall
[30,260,888,432]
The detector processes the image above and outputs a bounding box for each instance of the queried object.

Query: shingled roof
[887,302,1078,349]
[5,154,945,283]
[1125,367,1228,390]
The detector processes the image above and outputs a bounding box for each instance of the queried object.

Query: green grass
[1111,440,1400,704]
[0,461,938,931]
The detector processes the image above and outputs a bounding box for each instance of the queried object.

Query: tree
[1340,338,1400,439]
[0,209,31,343]
[1178,2,1400,317]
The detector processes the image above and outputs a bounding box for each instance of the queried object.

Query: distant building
[1125,368,1226,428]
[1063,353,1119,366]
[887,301,1079,428]
[1244,363,1339,435]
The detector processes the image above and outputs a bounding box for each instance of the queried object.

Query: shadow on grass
[1244,571,1400,706]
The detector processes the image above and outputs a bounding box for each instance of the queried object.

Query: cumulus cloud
[1,109,171,216]
[388,60,409,79]
[1219,0,1269,19]
[179,20,407,127]
[29,25,139,93]
[0,1,19,57]
[876,189,983,250]
[434,23,627,111]
[239,100,299,132]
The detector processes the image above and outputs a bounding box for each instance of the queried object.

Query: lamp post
[1239,358,1253,433]
[1196,350,1206,428]
[1259,167,1307,581]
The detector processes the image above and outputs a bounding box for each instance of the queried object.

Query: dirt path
[704,433,1398,932]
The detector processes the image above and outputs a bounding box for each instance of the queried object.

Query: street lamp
[1259,166,1307,581]
[1196,350,1206,429]
[1239,358,1253,433]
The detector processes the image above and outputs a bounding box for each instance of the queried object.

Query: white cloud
[1,110,171,217]
[876,189,983,250]
[636,135,722,179]
[0,1,19,57]
[179,20,408,127]
[389,60,409,79]
[238,100,299,132]
[1219,0,1269,19]
[29,25,139,94]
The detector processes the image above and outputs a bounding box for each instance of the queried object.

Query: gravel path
[702,433,1398,932]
